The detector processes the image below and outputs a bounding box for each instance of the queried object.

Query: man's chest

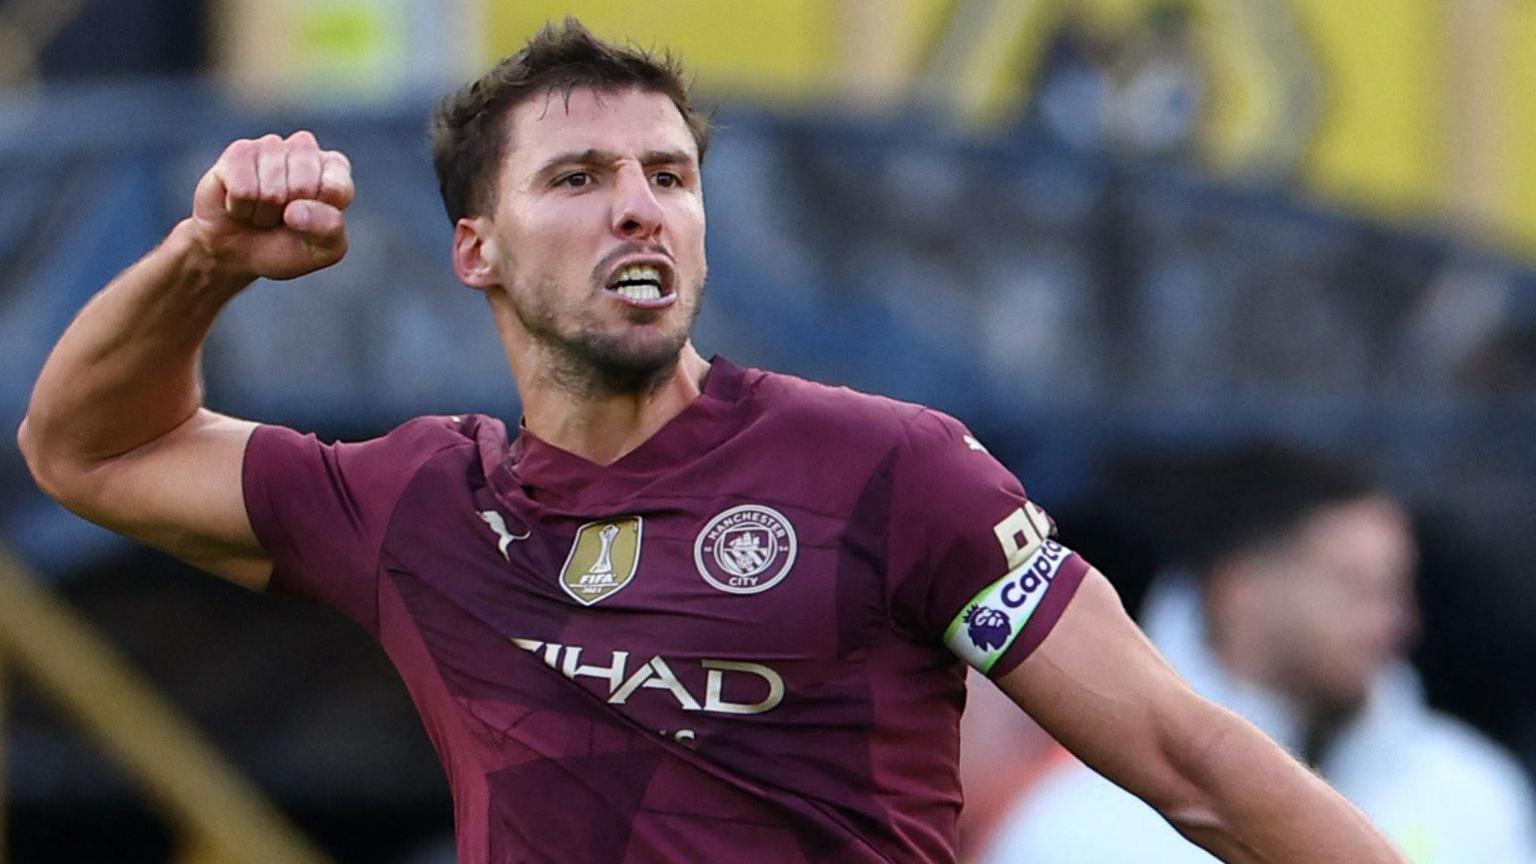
[378,473,896,724]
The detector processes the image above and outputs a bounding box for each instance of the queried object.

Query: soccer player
[19,20,1407,864]
[980,446,1536,863]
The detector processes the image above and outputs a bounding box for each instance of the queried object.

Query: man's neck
[1299,705,1354,768]
[1208,625,1364,765]
[519,345,711,466]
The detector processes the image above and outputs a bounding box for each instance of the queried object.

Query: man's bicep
[996,568,1214,814]
[87,409,272,589]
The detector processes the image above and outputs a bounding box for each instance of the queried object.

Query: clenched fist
[189,130,355,282]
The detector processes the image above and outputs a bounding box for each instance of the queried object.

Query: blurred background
[0,0,1533,861]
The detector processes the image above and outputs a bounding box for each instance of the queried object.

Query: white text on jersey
[511,639,785,715]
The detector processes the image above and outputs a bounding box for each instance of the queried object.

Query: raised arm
[17,131,354,588]
[997,569,1407,863]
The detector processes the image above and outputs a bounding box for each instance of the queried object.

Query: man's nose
[611,166,663,239]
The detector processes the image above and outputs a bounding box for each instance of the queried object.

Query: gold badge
[559,517,643,606]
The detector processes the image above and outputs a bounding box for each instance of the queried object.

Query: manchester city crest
[693,505,798,595]
[559,517,643,606]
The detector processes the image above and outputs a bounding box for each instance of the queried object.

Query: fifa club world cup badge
[560,517,643,605]
[694,505,798,595]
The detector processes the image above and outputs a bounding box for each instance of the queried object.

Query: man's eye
[557,172,592,188]
[652,171,681,188]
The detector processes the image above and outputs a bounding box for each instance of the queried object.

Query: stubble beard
[512,276,705,398]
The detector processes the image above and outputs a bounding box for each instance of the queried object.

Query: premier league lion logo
[965,605,1012,651]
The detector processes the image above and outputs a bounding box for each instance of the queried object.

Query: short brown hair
[430,17,710,224]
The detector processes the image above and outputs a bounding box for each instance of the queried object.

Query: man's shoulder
[382,412,507,447]
[1401,708,1535,799]
[277,413,505,484]
[370,413,508,477]
[745,365,950,447]
[1335,695,1536,853]
[982,757,1194,863]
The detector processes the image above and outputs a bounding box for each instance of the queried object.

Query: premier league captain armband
[944,502,1075,674]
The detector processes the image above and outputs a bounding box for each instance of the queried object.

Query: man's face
[485,85,706,391]
[1252,497,1419,713]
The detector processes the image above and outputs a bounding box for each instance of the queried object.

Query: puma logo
[478,510,531,560]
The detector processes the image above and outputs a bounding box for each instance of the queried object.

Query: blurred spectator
[1026,14,1114,151]
[979,444,1536,863]
[1024,2,1206,164]
[1107,1,1205,162]
[1455,320,1536,394]
[956,668,1066,854]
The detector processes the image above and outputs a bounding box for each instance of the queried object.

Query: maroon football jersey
[243,357,1088,863]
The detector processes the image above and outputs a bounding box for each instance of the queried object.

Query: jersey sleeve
[241,416,466,636]
[888,409,1089,679]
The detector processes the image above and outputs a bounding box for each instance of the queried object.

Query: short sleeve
[888,410,1089,679]
[241,417,467,635]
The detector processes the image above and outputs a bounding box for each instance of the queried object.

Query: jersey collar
[491,355,750,505]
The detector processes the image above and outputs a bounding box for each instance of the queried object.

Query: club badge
[560,517,643,605]
[694,505,797,595]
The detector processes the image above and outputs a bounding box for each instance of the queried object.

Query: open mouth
[606,263,675,306]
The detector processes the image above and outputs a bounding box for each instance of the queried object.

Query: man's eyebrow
[639,149,695,168]
[535,149,618,175]
[533,148,696,175]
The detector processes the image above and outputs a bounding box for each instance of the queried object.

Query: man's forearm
[1169,708,1405,863]
[1001,572,1407,863]
[19,220,251,488]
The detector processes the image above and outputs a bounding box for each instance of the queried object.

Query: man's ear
[453,217,501,290]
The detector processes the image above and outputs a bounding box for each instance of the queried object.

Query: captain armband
[944,503,1073,673]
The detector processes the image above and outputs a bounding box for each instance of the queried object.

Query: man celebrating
[20,19,1405,864]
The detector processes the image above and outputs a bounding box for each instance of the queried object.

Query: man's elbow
[17,415,51,493]
[16,415,31,462]
[1144,701,1257,840]
[18,414,93,509]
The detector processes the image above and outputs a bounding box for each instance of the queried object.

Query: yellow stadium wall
[485,0,844,104]
[216,0,1528,254]
[1504,3,1536,246]
[1287,0,1446,219]
[478,0,1533,253]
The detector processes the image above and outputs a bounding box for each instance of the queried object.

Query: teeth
[615,284,662,301]
[616,264,662,285]
[609,264,666,302]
